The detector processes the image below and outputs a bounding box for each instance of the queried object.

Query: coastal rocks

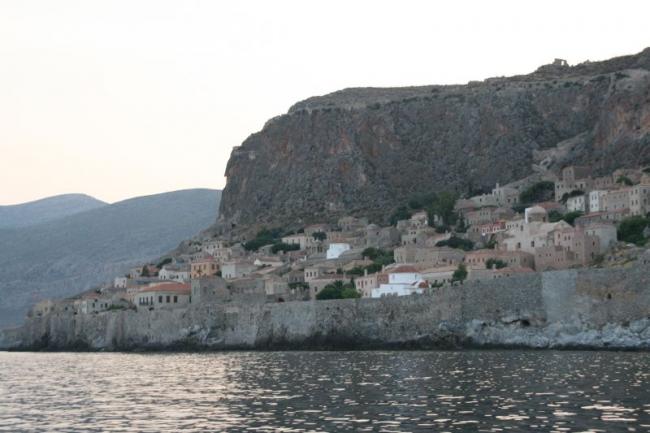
[2,265,650,352]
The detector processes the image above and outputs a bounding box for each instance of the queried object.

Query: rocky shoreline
[2,266,649,352]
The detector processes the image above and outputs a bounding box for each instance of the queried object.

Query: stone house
[221,261,257,280]
[304,265,334,282]
[492,184,520,207]
[354,271,388,298]
[304,223,330,237]
[190,256,219,279]
[603,188,631,212]
[419,265,456,287]
[630,183,650,216]
[190,277,228,303]
[394,245,464,267]
[575,209,630,225]
[554,165,593,201]
[466,207,514,227]
[454,199,478,217]
[589,190,608,213]
[467,220,506,243]
[159,264,190,282]
[134,282,191,310]
[499,220,572,255]
[338,216,368,232]
[365,224,400,249]
[468,266,534,281]
[566,194,587,213]
[534,226,600,271]
[113,276,128,289]
[583,223,618,251]
[400,226,436,246]
[281,234,311,250]
[464,249,535,270]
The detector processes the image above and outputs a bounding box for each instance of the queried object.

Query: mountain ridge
[0,193,107,229]
[217,47,650,233]
[0,188,221,328]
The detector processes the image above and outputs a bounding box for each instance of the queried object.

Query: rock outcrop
[218,48,650,231]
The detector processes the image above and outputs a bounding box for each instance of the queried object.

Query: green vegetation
[519,181,555,204]
[271,242,300,254]
[562,211,584,226]
[312,231,327,241]
[560,190,584,204]
[485,258,507,269]
[316,280,361,300]
[358,248,395,275]
[389,206,412,225]
[643,167,650,174]
[618,216,650,246]
[548,210,563,222]
[156,258,172,269]
[243,228,284,251]
[616,175,634,186]
[141,265,152,277]
[451,263,468,283]
[427,191,459,227]
[436,236,474,251]
[288,282,309,290]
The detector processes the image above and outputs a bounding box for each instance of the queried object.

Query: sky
[1,0,649,205]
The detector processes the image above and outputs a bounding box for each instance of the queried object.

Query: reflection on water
[0,351,649,432]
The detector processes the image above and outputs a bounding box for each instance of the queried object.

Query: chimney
[364,269,368,277]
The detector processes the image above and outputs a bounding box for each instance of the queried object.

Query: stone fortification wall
[2,265,649,351]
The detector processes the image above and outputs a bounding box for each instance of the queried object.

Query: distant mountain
[0,194,107,229]
[0,189,221,328]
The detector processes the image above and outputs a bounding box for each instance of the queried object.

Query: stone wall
[2,265,650,351]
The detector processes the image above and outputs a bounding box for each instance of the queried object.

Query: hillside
[0,189,221,327]
[0,194,107,229]
[217,48,650,232]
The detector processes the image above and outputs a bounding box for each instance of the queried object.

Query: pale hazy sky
[1,0,649,205]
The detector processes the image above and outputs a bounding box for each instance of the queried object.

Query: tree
[548,210,564,222]
[562,211,584,226]
[485,258,507,269]
[427,191,458,227]
[271,242,300,254]
[389,206,412,225]
[436,236,474,251]
[451,264,468,283]
[616,176,634,186]
[141,265,150,277]
[519,181,555,204]
[156,257,172,269]
[316,281,360,300]
[312,231,327,241]
[618,216,650,245]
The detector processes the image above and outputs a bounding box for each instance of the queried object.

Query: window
[166,295,170,303]
[159,296,163,303]
[173,296,178,303]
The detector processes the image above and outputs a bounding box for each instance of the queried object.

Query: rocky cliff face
[218,48,650,230]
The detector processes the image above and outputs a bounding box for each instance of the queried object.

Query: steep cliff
[218,48,650,230]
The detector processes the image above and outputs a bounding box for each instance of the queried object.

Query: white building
[371,266,426,298]
[566,195,587,213]
[221,261,257,280]
[113,277,128,289]
[326,243,351,259]
[589,190,608,213]
[158,265,190,282]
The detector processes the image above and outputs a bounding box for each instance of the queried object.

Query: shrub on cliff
[451,264,468,283]
[244,228,284,251]
[436,236,474,251]
[519,181,555,205]
[618,216,650,246]
[389,206,412,225]
[271,242,300,254]
[485,258,507,269]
